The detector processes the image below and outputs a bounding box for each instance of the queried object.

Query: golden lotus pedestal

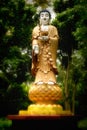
[19,83,72,116]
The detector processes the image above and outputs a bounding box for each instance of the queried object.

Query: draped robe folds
[31,25,59,83]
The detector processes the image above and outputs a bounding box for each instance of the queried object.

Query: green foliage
[5,83,31,114]
[0,0,36,115]
[0,117,12,130]
[78,118,87,129]
[52,7,76,57]
[0,0,36,84]
[53,0,74,13]
[2,45,31,83]
[52,0,87,115]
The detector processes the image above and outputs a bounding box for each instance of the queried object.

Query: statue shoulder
[33,25,39,32]
[32,25,40,37]
[49,25,57,30]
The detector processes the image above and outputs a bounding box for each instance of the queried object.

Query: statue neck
[40,25,49,31]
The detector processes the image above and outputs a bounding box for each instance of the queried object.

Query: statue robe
[31,25,59,83]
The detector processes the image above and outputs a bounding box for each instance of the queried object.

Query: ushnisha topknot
[39,9,51,19]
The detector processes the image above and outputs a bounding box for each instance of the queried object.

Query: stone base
[7,114,79,130]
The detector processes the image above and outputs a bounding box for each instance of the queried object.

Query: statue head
[39,9,51,25]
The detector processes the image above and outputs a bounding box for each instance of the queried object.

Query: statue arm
[31,26,39,76]
[32,26,39,54]
[49,26,59,41]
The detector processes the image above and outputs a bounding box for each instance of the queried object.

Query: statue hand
[33,44,39,54]
[38,36,49,41]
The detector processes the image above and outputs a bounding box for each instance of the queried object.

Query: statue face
[40,12,50,25]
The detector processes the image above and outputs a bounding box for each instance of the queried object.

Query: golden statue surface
[19,10,72,116]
